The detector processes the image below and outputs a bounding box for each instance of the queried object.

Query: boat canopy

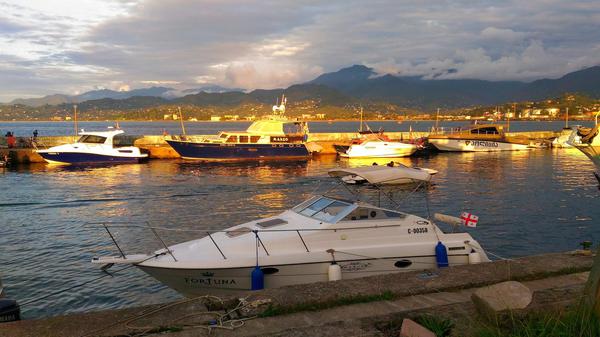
[328,165,431,185]
[246,119,305,135]
[246,120,287,135]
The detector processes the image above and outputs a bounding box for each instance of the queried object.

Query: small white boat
[92,170,488,296]
[340,139,417,158]
[36,129,148,165]
[329,165,437,185]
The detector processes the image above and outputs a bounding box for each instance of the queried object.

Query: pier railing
[86,221,420,262]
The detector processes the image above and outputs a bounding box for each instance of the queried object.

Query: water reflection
[1,149,599,319]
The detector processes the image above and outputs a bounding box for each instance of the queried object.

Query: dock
[0,130,560,164]
[0,251,593,337]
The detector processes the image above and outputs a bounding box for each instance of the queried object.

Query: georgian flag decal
[460,212,479,227]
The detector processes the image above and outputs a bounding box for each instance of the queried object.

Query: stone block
[471,281,533,322]
[399,318,436,337]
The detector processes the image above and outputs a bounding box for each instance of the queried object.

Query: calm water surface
[0,131,599,318]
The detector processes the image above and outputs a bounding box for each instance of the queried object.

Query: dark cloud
[1,0,600,101]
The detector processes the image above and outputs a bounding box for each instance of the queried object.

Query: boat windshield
[293,196,354,222]
[78,135,107,144]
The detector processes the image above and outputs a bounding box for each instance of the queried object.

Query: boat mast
[178,106,187,136]
[565,107,569,128]
[73,104,78,136]
[359,106,364,132]
[507,105,510,132]
[435,108,440,133]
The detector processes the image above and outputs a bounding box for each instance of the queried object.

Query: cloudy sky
[1,0,600,101]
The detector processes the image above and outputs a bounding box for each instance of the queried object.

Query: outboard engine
[0,298,20,323]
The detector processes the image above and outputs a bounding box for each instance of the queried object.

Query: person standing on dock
[6,132,16,148]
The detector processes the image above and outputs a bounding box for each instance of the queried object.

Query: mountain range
[9,85,243,107]
[6,64,600,110]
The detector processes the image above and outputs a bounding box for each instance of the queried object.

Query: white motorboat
[36,129,148,165]
[428,124,531,152]
[329,165,438,185]
[92,168,488,296]
[340,139,417,158]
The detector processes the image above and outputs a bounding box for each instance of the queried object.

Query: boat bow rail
[87,219,440,267]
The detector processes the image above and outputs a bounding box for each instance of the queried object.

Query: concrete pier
[0,251,593,337]
[0,130,560,164]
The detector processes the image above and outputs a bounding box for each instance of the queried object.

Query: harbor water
[0,120,595,137]
[0,120,599,319]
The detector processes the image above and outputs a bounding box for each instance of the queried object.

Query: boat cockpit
[77,134,108,144]
[292,196,406,224]
[468,125,502,135]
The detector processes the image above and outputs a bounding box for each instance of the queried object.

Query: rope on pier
[80,294,262,337]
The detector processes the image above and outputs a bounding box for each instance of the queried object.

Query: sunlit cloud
[1,0,600,101]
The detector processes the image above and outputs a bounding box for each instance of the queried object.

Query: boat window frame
[77,135,107,144]
[292,196,357,223]
[470,126,500,135]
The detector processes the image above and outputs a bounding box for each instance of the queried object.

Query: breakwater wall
[0,130,560,164]
[0,251,593,337]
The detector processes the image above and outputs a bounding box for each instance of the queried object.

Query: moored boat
[166,96,313,160]
[92,168,488,295]
[428,124,531,152]
[36,129,148,165]
[329,164,438,185]
[340,138,417,158]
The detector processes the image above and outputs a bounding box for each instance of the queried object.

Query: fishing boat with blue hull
[36,129,148,165]
[165,96,315,160]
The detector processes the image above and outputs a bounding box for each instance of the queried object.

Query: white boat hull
[340,141,417,158]
[429,139,531,152]
[138,254,471,296]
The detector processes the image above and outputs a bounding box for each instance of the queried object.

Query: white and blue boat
[166,96,313,160]
[36,129,148,165]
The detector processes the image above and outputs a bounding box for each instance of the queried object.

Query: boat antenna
[178,106,187,136]
[565,107,569,128]
[435,108,440,133]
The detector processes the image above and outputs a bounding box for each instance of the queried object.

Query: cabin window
[113,135,132,147]
[471,127,499,135]
[220,133,228,139]
[250,136,261,143]
[78,135,106,144]
[239,135,249,143]
[394,260,412,268]
[226,135,238,143]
